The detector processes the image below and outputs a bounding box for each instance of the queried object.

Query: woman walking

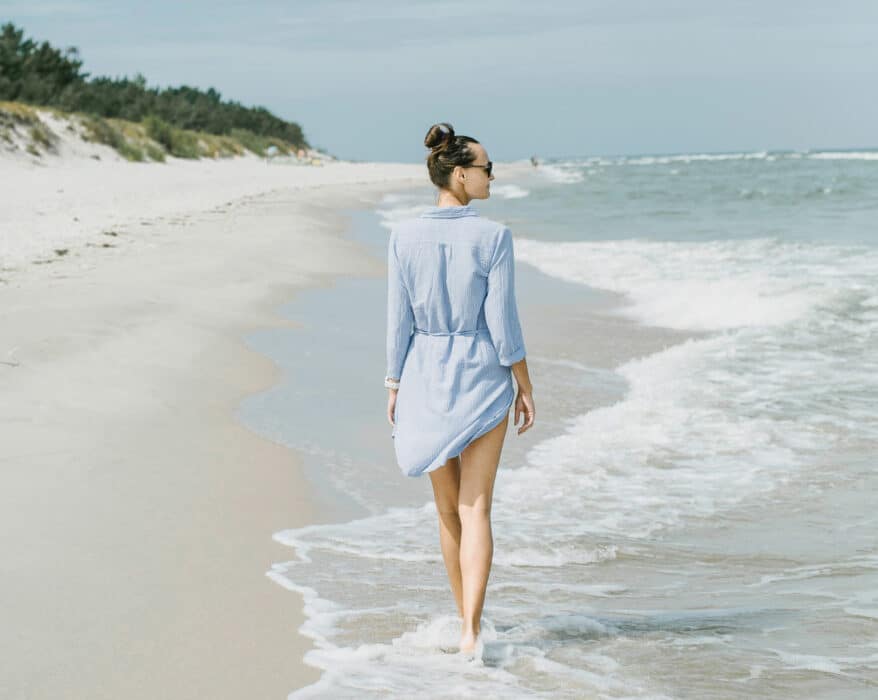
[385,122,535,655]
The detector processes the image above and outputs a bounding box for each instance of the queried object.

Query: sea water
[246,150,878,698]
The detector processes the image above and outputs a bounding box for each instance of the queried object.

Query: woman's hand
[514,389,535,435]
[387,389,398,427]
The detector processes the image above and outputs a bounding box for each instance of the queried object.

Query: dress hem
[405,386,515,478]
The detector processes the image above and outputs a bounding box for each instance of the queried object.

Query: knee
[458,504,491,525]
[436,505,460,521]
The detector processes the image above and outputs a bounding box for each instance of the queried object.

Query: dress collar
[419,204,479,219]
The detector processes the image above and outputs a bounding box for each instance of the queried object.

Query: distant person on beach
[530,155,539,167]
[385,122,535,656]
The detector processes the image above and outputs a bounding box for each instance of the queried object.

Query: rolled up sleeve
[484,227,527,366]
[386,232,414,379]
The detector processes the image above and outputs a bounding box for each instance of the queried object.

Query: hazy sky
[5,1,878,161]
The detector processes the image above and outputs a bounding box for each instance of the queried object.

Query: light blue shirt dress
[386,204,527,477]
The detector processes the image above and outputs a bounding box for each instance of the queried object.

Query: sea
[238,149,878,699]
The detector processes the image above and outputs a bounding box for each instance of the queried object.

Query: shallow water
[242,150,878,698]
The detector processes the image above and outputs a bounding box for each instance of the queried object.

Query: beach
[0,155,425,699]
[3,6,875,696]
[3,148,876,699]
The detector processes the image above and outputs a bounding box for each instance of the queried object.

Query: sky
[4,1,878,162]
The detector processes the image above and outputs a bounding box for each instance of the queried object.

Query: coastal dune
[0,156,422,699]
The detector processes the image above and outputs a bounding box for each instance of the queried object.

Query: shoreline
[0,165,424,699]
[248,186,698,696]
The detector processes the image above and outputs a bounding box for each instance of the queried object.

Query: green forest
[0,22,309,153]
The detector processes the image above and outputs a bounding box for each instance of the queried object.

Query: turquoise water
[251,150,878,698]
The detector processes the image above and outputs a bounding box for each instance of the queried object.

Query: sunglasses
[467,161,493,177]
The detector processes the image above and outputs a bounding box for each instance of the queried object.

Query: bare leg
[457,412,508,652]
[429,456,463,618]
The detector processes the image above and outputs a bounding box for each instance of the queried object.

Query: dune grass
[0,101,299,162]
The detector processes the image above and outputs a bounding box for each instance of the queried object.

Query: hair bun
[424,122,455,151]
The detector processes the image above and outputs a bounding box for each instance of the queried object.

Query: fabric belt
[413,328,487,336]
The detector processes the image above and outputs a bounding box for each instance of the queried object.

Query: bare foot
[459,630,478,654]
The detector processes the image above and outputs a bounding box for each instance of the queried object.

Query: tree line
[0,23,307,147]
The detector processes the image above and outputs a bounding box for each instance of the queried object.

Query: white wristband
[384,377,400,390]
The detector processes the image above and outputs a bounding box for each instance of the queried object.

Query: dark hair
[424,122,479,189]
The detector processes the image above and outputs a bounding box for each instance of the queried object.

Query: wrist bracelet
[384,377,400,390]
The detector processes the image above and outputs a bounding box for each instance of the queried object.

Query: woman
[384,122,536,655]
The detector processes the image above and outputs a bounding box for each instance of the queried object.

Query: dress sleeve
[484,226,527,367]
[385,232,414,380]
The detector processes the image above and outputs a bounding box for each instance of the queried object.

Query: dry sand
[0,156,424,699]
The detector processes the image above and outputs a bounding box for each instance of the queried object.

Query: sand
[0,155,424,699]
[0,148,421,274]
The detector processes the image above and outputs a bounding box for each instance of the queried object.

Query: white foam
[509,336,819,538]
[514,237,878,332]
[375,191,430,229]
[508,234,878,541]
[748,555,878,588]
[622,151,769,165]
[770,649,844,675]
[807,151,878,161]
[494,544,617,567]
[536,163,584,184]
[540,149,875,170]
[844,607,878,620]
[490,183,530,199]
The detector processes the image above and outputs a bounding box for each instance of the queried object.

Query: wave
[621,151,769,165]
[536,163,585,184]
[490,183,530,199]
[806,151,878,161]
[514,237,877,332]
[375,191,428,229]
[544,149,878,169]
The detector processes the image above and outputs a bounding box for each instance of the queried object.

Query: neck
[436,190,469,207]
